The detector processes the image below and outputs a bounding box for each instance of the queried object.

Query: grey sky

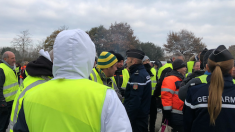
[0,0,234,50]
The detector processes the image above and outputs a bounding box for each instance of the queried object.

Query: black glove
[163,110,172,124]
[0,100,8,113]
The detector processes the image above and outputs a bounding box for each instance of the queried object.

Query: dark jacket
[178,71,211,101]
[184,74,235,132]
[144,64,154,77]
[181,70,205,87]
[124,64,151,122]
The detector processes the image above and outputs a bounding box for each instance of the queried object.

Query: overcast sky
[0,0,234,50]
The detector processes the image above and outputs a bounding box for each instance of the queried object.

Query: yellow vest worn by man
[9,75,51,132]
[187,61,194,73]
[150,67,157,95]
[23,79,111,132]
[0,63,19,102]
[120,68,130,89]
[90,68,117,89]
[157,63,173,79]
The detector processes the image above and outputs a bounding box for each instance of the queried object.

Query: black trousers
[0,104,12,132]
[131,117,148,132]
[149,96,157,132]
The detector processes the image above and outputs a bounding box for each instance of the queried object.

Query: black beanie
[108,50,115,54]
[203,49,214,68]
[115,53,124,62]
[200,48,208,68]
[108,51,124,62]
[209,45,234,62]
[173,59,186,70]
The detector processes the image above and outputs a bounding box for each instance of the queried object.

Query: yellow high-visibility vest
[24,79,111,132]
[0,63,19,102]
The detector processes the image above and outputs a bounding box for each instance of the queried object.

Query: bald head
[2,51,16,66]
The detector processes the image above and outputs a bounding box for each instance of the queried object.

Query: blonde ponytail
[207,59,234,125]
[208,65,224,125]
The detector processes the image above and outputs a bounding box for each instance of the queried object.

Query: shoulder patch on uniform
[133,82,138,90]
[135,70,139,75]
[146,76,150,80]
[190,83,195,86]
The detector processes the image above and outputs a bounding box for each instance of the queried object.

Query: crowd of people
[0,28,235,132]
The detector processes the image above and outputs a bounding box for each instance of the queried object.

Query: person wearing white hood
[13,29,132,132]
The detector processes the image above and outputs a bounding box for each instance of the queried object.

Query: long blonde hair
[208,59,234,125]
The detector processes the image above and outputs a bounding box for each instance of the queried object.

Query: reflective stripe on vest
[151,67,157,95]
[0,63,19,102]
[90,68,116,89]
[24,79,111,132]
[187,61,195,73]
[9,77,49,132]
[120,69,130,89]
[196,74,208,84]
[157,63,173,79]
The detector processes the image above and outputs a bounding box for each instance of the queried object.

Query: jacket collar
[207,74,234,89]
[129,64,144,74]
[167,70,184,80]
[1,60,14,70]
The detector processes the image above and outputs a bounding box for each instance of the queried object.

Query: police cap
[209,45,234,62]
[126,49,145,60]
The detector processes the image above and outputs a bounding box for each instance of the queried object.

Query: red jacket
[161,74,184,114]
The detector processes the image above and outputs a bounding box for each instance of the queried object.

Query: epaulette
[135,70,139,75]
[190,83,195,86]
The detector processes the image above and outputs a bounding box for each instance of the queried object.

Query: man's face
[126,57,133,68]
[4,52,16,66]
[232,66,235,79]
[143,59,150,65]
[116,60,124,69]
[193,62,201,71]
[107,63,117,77]
[177,67,187,76]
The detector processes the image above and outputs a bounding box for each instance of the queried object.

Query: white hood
[53,29,96,79]
[39,49,52,62]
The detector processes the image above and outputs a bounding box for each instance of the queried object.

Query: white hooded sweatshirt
[53,29,132,132]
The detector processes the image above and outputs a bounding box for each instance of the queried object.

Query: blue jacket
[184,74,235,132]
[124,64,151,121]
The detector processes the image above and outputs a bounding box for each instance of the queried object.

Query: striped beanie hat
[97,52,118,69]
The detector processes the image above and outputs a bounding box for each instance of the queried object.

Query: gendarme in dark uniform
[124,49,151,132]
[184,45,235,132]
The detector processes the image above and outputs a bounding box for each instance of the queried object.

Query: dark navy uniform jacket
[184,74,235,132]
[124,64,151,121]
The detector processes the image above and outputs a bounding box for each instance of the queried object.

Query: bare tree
[164,29,206,61]
[11,30,32,61]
